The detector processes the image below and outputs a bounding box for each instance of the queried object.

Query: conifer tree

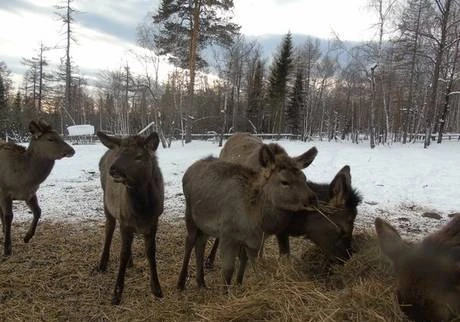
[152,0,240,142]
[267,32,293,133]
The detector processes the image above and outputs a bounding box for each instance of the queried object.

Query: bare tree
[55,0,78,133]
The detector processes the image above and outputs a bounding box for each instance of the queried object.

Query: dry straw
[0,219,408,321]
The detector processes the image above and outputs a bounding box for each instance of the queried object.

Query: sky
[0,0,378,88]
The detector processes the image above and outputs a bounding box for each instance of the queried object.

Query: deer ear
[375,217,408,266]
[145,132,160,152]
[97,132,121,149]
[259,144,275,168]
[29,121,43,138]
[330,165,351,206]
[294,146,318,169]
[38,119,51,132]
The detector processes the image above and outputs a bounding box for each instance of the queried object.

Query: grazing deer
[177,144,318,290]
[375,216,460,322]
[206,165,362,267]
[96,132,164,305]
[0,120,75,256]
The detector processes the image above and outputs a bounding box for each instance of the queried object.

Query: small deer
[96,132,164,305]
[177,144,317,291]
[375,216,460,322]
[0,120,75,256]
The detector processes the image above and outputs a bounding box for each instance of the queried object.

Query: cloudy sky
[0,0,377,87]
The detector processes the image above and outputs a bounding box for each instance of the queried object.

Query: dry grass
[0,218,408,322]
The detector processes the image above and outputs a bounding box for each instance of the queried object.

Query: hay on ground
[0,219,407,321]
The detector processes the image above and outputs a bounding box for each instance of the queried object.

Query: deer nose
[66,146,75,157]
[109,165,123,177]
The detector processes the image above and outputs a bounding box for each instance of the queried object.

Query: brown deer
[276,165,361,261]
[219,132,317,171]
[205,133,360,265]
[206,165,362,266]
[96,132,164,305]
[0,120,75,256]
[177,144,318,290]
[375,216,460,322]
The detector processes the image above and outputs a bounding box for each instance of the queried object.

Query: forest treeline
[1,0,460,148]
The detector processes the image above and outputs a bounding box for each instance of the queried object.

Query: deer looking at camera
[96,131,164,305]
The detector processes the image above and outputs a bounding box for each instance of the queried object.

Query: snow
[11,139,460,241]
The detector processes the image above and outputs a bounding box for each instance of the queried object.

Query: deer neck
[24,147,55,185]
[126,182,155,215]
[258,197,291,234]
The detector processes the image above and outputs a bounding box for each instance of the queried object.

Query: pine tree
[267,32,294,133]
[286,69,303,135]
[152,0,240,142]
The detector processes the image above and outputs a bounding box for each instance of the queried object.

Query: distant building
[67,124,95,144]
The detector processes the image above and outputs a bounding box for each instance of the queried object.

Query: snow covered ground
[11,138,460,241]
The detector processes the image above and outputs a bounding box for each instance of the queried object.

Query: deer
[375,216,460,322]
[205,165,362,267]
[96,131,164,305]
[0,120,75,256]
[177,143,318,291]
[205,133,361,266]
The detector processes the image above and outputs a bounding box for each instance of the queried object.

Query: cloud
[0,0,48,15]
[0,0,167,87]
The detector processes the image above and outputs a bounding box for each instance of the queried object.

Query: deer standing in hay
[375,216,460,322]
[96,131,164,305]
[205,133,361,266]
[206,165,362,267]
[0,120,75,256]
[177,143,318,291]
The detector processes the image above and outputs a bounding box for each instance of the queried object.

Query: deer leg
[144,227,163,298]
[112,228,134,305]
[276,232,290,256]
[177,202,198,290]
[236,246,248,284]
[205,238,219,269]
[195,231,208,288]
[97,208,116,272]
[177,227,198,290]
[0,207,4,235]
[24,195,41,243]
[1,197,13,256]
[220,238,239,290]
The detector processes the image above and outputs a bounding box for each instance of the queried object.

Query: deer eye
[281,180,290,186]
[47,137,55,142]
[135,154,143,161]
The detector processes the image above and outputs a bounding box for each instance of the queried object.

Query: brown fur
[177,143,317,291]
[212,133,361,262]
[375,216,460,322]
[206,166,362,266]
[96,132,164,305]
[276,165,361,261]
[0,120,75,256]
